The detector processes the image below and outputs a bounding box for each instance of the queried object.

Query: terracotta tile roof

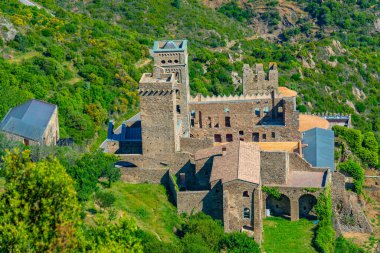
[278,87,297,97]
[299,114,330,132]
[210,141,261,185]
[286,171,326,188]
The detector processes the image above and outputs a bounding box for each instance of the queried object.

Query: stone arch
[266,194,290,218]
[299,194,317,219]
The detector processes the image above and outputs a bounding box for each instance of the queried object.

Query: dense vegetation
[0,0,379,148]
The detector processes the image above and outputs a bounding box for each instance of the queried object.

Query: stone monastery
[105,40,369,243]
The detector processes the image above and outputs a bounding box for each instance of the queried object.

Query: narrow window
[225,116,231,127]
[262,133,267,140]
[176,105,181,114]
[176,90,180,100]
[252,133,259,142]
[191,119,195,127]
[214,117,219,128]
[271,132,276,139]
[208,117,212,128]
[226,134,233,142]
[239,131,244,136]
[255,108,260,117]
[278,106,283,117]
[199,111,202,128]
[243,191,249,197]
[214,134,222,143]
[243,208,250,219]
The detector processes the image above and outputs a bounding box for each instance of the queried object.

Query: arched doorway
[266,194,290,219]
[299,194,317,220]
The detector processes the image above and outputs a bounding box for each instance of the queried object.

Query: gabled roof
[302,127,335,171]
[210,142,261,185]
[0,99,57,142]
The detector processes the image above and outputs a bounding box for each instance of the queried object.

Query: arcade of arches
[265,192,318,221]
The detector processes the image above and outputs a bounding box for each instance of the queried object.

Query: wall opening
[299,194,317,220]
[255,108,260,117]
[225,116,231,127]
[176,105,181,114]
[214,134,222,143]
[252,133,259,142]
[271,132,276,139]
[226,134,233,142]
[199,111,202,128]
[243,191,249,197]
[266,194,290,219]
[262,133,267,140]
[243,208,250,219]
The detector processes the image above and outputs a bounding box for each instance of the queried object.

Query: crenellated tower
[242,62,278,95]
[152,40,190,137]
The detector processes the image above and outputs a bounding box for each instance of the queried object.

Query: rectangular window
[226,134,233,142]
[278,106,283,117]
[176,105,181,114]
[214,134,222,143]
[225,116,231,127]
[190,119,195,127]
[255,108,260,117]
[252,133,259,142]
[239,131,244,136]
[262,133,267,140]
[271,132,276,139]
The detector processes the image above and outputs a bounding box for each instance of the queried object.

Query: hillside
[0,0,379,148]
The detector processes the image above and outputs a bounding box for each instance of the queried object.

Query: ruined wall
[242,63,278,95]
[180,137,213,154]
[288,153,328,172]
[189,97,300,143]
[261,151,289,185]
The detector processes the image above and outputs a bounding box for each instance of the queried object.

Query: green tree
[0,149,81,252]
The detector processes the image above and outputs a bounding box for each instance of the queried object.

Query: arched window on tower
[243,208,250,219]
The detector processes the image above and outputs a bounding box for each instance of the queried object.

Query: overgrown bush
[334,236,365,253]
[337,160,364,194]
[314,185,335,253]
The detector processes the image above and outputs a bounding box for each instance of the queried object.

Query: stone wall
[188,96,301,143]
[288,153,327,172]
[43,107,59,146]
[180,137,213,154]
[242,63,278,95]
[120,167,168,184]
[222,181,258,231]
[261,151,289,185]
[167,171,178,205]
[177,190,210,214]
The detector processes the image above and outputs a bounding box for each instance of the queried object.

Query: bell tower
[152,40,190,137]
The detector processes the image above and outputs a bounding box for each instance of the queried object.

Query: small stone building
[0,99,59,146]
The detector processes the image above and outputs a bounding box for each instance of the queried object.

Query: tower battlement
[243,62,278,95]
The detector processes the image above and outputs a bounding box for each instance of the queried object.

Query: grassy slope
[263,217,317,253]
[87,182,179,243]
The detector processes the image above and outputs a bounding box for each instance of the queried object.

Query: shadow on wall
[266,194,290,220]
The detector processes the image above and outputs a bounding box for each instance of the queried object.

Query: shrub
[262,186,281,199]
[337,160,364,193]
[334,236,365,253]
[314,185,335,253]
[94,190,116,210]
[221,232,261,253]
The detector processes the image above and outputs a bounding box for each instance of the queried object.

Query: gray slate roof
[0,99,57,142]
[302,127,335,171]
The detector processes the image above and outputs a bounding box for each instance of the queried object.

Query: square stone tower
[152,40,190,137]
